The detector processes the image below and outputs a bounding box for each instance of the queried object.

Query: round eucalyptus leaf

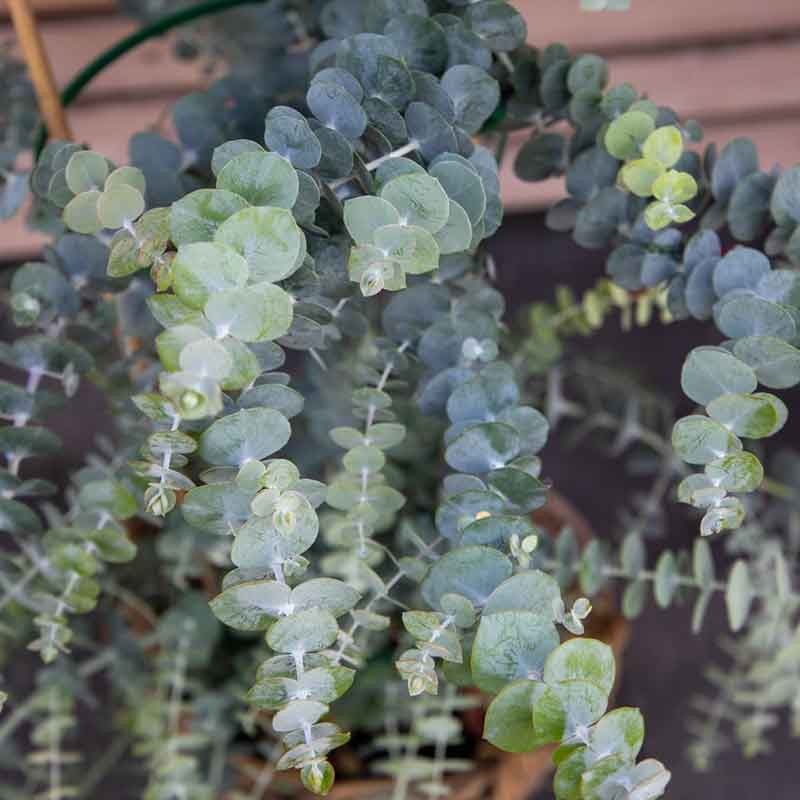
[429,160,486,225]
[373,224,439,275]
[273,700,329,733]
[215,206,306,283]
[435,489,506,541]
[532,680,608,744]
[182,483,255,535]
[685,256,718,320]
[702,497,746,538]
[567,54,608,94]
[770,165,800,227]
[460,513,535,548]
[312,68,364,102]
[712,246,771,297]
[441,17,492,71]
[233,503,318,564]
[307,81,368,141]
[211,139,264,177]
[733,335,800,389]
[170,188,249,246]
[712,138,758,205]
[514,133,566,182]
[483,680,540,753]
[441,65,500,134]
[363,96,408,145]
[205,282,293,342]
[178,337,233,381]
[681,346,757,406]
[264,108,322,170]
[486,467,547,512]
[63,191,102,235]
[172,241,249,309]
[706,392,787,438]
[715,294,796,341]
[291,578,360,618]
[379,173,450,233]
[464,1,527,52]
[619,158,664,198]
[105,165,146,195]
[421,545,512,609]
[728,171,774,242]
[471,610,560,693]
[343,196,400,244]
[672,415,742,465]
[65,151,109,194]
[604,111,655,161]
[705,452,763,493]
[444,422,521,473]
[267,608,339,654]
[756,269,800,306]
[589,707,645,762]
[483,571,561,617]
[217,151,299,209]
[434,200,472,254]
[405,101,458,161]
[310,122,354,180]
[199,408,291,466]
[375,156,426,189]
[210,579,290,630]
[544,638,615,695]
[384,14,447,73]
[238,384,304,419]
[642,126,683,168]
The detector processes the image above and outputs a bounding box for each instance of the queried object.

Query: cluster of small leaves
[671,237,800,536]
[606,117,698,229]
[135,594,221,800]
[519,278,671,374]
[24,669,80,800]
[686,499,800,768]
[1,229,139,661]
[371,686,476,798]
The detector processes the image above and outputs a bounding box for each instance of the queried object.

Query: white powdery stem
[365,141,419,172]
[293,650,306,680]
[329,142,421,190]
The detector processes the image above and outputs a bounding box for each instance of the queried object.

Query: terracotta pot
[236,490,629,800]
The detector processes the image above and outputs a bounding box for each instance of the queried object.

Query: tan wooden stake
[6,0,72,140]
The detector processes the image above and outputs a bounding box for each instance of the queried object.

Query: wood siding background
[2,0,800,261]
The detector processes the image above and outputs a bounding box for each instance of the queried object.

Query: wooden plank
[0,0,113,18]
[3,11,797,115]
[608,39,800,122]
[1,16,206,99]
[517,0,800,52]
[2,101,798,261]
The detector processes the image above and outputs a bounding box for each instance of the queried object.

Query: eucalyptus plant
[2,0,799,798]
